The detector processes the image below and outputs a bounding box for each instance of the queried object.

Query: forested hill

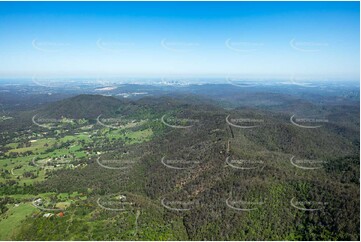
[0,94,359,240]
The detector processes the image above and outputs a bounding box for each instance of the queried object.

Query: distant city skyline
[0,1,359,81]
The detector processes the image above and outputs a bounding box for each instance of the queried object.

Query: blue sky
[0,1,359,80]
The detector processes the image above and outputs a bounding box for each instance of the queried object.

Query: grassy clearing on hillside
[105,128,153,144]
[5,138,56,155]
[0,203,38,240]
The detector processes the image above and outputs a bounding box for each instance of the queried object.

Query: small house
[43,213,53,218]
[34,198,43,206]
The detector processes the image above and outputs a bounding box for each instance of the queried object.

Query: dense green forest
[0,93,359,240]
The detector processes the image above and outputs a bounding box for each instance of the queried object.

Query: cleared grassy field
[58,133,92,143]
[0,155,46,185]
[106,128,153,144]
[1,121,152,188]
[5,138,56,155]
[0,191,89,240]
[0,203,38,240]
[126,128,153,144]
